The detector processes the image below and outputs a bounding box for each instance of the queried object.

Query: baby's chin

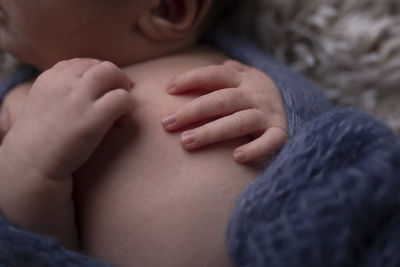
[1,42,56,71]
[1,45,38,69]
[13,52,56,71]
[0,27,54,70]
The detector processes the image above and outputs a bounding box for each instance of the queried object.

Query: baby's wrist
[1,129,71,179]
[0,146,78,248]
[0,142,74,217]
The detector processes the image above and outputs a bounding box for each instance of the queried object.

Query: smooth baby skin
[73,47,260,267]
[0,0,275,265]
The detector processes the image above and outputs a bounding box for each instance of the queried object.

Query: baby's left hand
[162,60,288,163]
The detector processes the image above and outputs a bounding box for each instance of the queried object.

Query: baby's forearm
[0,145,79,250]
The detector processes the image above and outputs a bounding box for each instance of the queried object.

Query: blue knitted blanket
[1,32,399,267]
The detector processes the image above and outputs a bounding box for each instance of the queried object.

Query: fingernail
[234,150,246,162]
[168,87,177,94]
[181,131,197,147]
[162,114,177,129]
[166,80,176,93]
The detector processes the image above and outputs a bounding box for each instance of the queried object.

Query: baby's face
[0,0,146,69]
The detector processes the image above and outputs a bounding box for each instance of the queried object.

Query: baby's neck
[123,44,226,70]
[35,39,202,72]
[121,44,226,81]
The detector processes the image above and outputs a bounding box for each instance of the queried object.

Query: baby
[0,0,287,266]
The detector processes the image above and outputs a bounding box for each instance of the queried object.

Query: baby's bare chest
[72,68,258,266]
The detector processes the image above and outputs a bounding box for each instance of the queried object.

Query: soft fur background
[227,0,400,134]
[1,0,399,134]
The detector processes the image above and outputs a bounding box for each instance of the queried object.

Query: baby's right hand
[1,58,134,180]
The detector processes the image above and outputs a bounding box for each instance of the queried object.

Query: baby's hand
[0,59,133,248]
[2,58,134,179]
[162,60,288,163]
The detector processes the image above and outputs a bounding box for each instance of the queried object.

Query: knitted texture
[0,214,110,267]
[228,108,400,267]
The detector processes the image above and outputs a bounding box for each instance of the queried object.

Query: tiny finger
[167,65,242,94]
[92,89,134,127]
[162,88,248,131]
[233,127,287,163]
[223,60,251,72]
[180,109,266,150]
[81,61,134,99]
[52,58,100,73]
